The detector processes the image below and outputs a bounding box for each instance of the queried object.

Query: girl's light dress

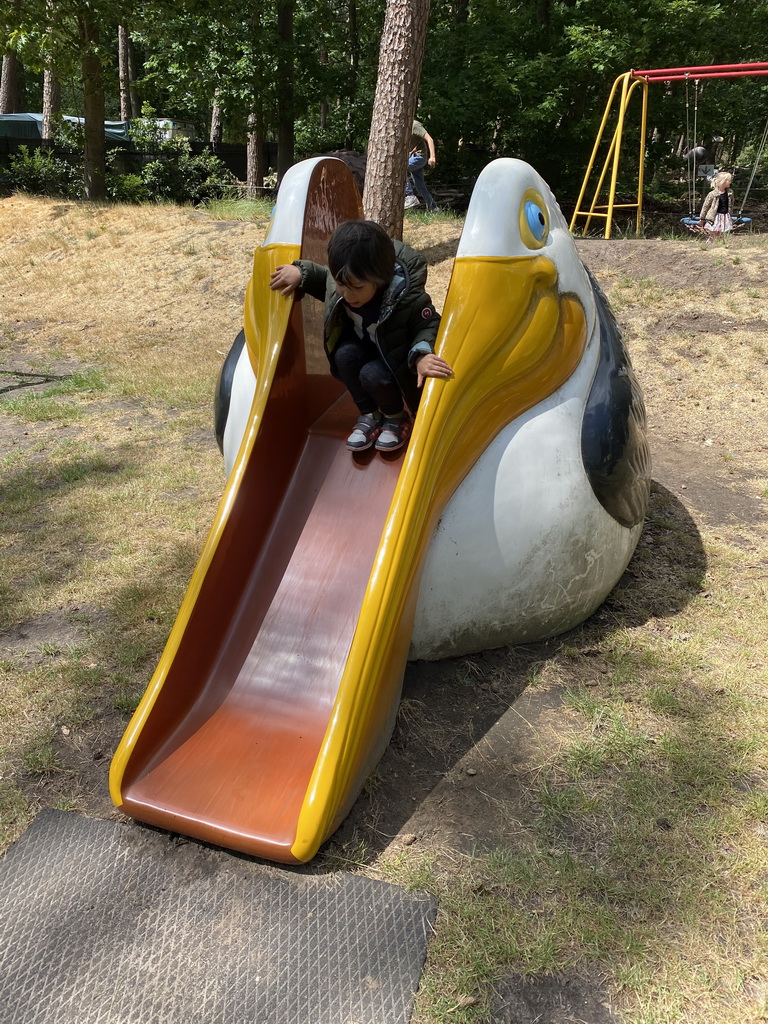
[706,212,733,235]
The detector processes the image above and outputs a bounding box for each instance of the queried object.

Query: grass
[199,196,275,222]
[392,640,767,1023]
[1,193,767,1024]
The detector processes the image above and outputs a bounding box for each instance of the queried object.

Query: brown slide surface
[118,391,403,860]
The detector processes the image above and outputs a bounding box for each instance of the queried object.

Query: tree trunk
[127,35,139,117]
[210,96,223,147]
[319,43,329,128]
[0,52,19,113]
[276,0,294,181]
[1,0,24,113]
[348,0,359,92]
[42,0,60,144]
[42,68,61,143]
[246,10,265,189]
[247,107,265,189]
[118,25,132,121]
[363,0,431,238]
[79,16,106,200]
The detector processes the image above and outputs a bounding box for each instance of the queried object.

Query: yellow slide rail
[291,251,587,861]
[108,241,299,807]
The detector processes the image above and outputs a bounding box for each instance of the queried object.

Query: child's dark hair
[327,220,395,289]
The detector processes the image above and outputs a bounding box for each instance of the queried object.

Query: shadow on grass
[415,236,463,266]
[326,480,709,866]
[0,453,131,632]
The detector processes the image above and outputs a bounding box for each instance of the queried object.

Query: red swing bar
[633,62,768,78]
[637,70,768,82]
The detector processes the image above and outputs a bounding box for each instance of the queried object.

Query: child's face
[335,274,378,308]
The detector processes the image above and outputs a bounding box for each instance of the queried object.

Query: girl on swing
[699,171,735,243]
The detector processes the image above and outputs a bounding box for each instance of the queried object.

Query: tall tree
[210,92,223,146]
[133,2,278,160]
[363,0,431,237]
[41,0,60,142]
[246,7,266,189]
[345,0,359,147]
[4,0,126,199]
[78,12,106,198]
[41,67,60,139]
[0,50,20,112]
[0,0,21,113]
[247,104,265,188]
[117,24,139,120]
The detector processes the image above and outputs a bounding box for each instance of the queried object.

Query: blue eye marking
[525,201,547,241]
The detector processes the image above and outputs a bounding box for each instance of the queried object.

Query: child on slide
[269,219,453,452]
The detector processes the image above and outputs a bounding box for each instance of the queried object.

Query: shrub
[128,103,167,153]
[105,173,150,204]
[52,117,85,150]
[7,145,82,199]
[128,104,237,204]
[140,143,238,204]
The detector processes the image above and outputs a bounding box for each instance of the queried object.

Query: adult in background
[404,119,440,213]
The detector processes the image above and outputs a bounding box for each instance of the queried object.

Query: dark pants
[333,337,404,417]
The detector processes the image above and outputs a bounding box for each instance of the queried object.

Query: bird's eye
[525,202,546,239]
[519,190,549,249]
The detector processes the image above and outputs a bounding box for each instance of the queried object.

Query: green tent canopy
[0,114,131,142]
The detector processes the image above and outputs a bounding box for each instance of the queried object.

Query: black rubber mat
[0,810,436,1024]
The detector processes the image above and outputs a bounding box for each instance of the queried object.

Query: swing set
[570,62,768,239]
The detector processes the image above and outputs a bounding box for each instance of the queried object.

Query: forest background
[3,0,768,213]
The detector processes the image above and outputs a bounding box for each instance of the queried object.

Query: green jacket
[293,240,440,412]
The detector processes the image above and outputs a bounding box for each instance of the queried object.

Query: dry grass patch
[583,234,768,468]
[0,196,262,399]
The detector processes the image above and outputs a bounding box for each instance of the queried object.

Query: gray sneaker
[346,414,381,451]
[375,416,411,452]
[404,196,421,209]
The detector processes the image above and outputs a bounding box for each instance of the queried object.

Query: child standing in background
[699,171,735,243]
[269,220,453,453]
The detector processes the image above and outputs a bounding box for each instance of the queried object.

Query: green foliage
[139,144,238,204]
[7,145,82,199]
[52,117,85,150]
[295,110,356,158]
[421,0,768,193]
[105,172,151,204]
[128,103,167,152]
[4,0,768,205]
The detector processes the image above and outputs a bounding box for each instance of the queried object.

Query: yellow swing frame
[570,62,768,239]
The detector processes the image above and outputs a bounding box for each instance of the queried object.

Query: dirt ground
[2,206,767,1022]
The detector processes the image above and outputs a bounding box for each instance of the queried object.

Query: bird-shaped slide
[110,157,649,863]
